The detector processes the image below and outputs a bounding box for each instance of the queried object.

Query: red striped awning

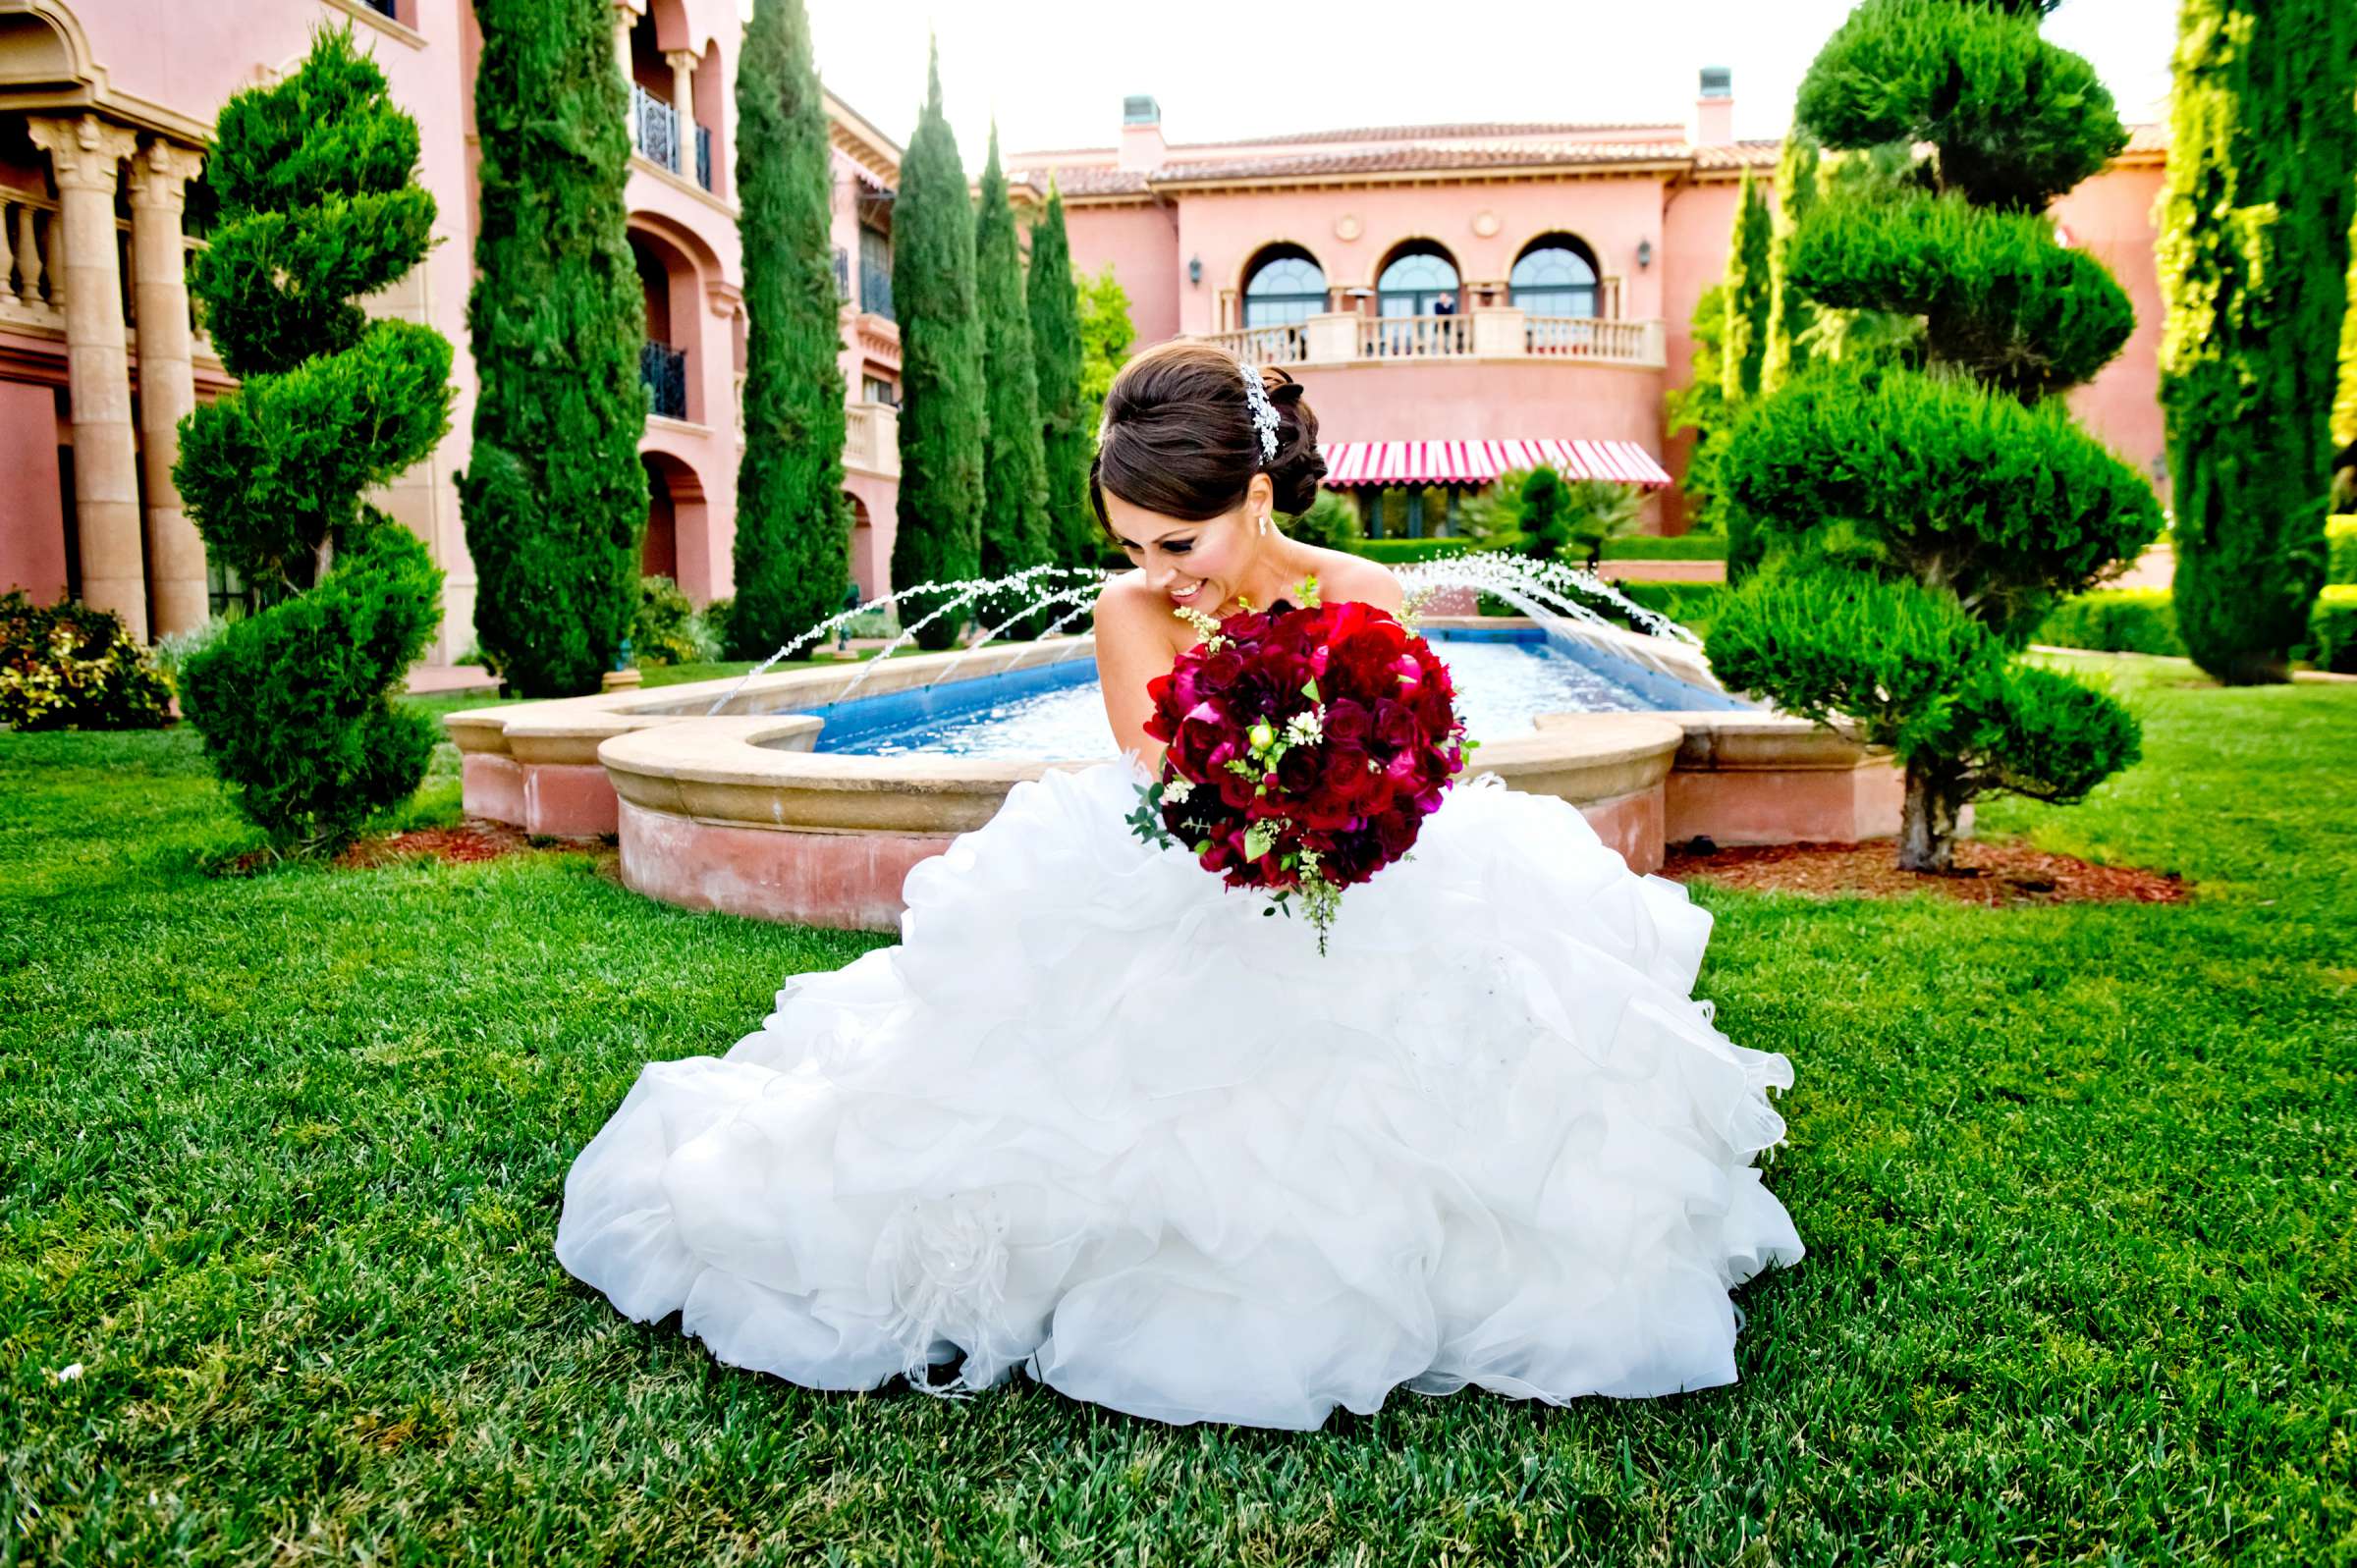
[1320,439,1672,489]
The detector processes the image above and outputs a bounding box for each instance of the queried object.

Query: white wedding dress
[557,756,1803,1431]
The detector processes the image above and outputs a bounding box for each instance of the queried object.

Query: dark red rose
[1275,744,1321,796]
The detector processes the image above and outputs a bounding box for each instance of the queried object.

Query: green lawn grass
[3,657,2351,1563]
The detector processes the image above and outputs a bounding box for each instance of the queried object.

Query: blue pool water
[804,626,1745,759]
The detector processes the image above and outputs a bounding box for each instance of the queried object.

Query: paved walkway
[405,664,501,695]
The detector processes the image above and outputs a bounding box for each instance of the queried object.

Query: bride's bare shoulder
[1093,570,1180,644]
[1294,545,1403,614]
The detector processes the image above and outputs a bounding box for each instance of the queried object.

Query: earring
[1258,513,1271,537]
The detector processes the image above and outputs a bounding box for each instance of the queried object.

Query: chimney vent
[1123,94,1161,126]
[1699,67,1732,99]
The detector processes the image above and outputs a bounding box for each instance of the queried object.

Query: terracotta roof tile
[1013,124,2156,199]
[1171,119,1680,150]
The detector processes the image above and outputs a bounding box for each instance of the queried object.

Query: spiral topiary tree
[889,40,985,651]
[1705,0,2165,872]
[2159,0,2357,684]
[726,0,849,660]
[174,27,454,851]
[461,0,647,697]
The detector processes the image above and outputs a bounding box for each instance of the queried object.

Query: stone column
[27,116,143,639]
[130,139,207,637]
[610,0,638,78]
[665,49,697,178]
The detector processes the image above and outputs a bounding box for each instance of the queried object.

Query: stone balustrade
[1200,308,1667,370]
[844,399,900,477]
[0,189,62,332]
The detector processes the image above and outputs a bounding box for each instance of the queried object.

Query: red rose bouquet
[1126,577,1475,951]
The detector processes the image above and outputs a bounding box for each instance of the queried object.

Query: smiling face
[1103,475,1278,617]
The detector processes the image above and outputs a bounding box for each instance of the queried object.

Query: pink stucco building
[0,1,2167,650]
[1009,89,2170,534]
[0,0,906,652]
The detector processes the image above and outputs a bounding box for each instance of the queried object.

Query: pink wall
[1064,201,1182,350]
[0,378,66,601]
[2056,165,2170,500]
[1158,176,1671,338]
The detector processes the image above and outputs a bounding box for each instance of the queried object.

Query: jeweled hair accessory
[1237,359,1280,465]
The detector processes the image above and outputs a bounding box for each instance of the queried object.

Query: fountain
[445,557,1907,929]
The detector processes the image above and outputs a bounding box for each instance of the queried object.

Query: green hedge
[0,591,172,730]
[1348,537,1476,565]
[1601,535,1728,562]
[2035,588,2185,657]
[2311,585,2357,674]
[2328,515,2357,584]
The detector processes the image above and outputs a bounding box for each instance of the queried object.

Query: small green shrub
[2309,585,2357,673]
[2035,588,2185,657]
[2327,516,2357,584]
[1617,581,1728,633]
[0,592,173,730]
[153,616,237,696]
[1288,491,1363,552]
[633,575,717,666]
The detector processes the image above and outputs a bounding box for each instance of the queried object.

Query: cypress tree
[1720,169,1774,405]
[1761,135,1820,394]
[1666,282,1731,536]
[726,0,849,660]
[460,0,647,697]
[1028,183,1093,566]
[2162,0,2357,683]
[888,40,986,650]
[1705,0,2163,871]
[973,126,1052,609]
[174,27,454,851]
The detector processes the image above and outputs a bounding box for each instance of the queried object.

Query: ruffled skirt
[556,761,1802,1430]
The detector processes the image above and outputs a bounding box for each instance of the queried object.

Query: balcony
[1202,308,1666,370]
[630,83,714,193]
[843,399,900,477]
[641,340,687,421]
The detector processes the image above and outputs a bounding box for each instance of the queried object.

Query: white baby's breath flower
[1162,778,1193,806]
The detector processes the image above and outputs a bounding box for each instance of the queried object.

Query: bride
[555,342,1803,1431]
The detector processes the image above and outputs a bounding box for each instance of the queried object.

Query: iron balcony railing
[630,83,679,175]
[630,84,715,193]
[641,341,687,420]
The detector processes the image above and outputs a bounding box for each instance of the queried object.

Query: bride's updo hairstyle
[1090,340,1328,537]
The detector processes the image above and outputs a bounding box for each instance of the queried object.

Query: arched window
[1377,243,1459,317]
[1242,246,1327,328]
[1509,236,1601,318]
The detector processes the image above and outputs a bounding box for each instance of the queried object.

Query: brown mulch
[336,820,541,869]
[213,819,552,877]
[1659,838,2189,907]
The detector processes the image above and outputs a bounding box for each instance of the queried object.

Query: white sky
[798,0,2179,168]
